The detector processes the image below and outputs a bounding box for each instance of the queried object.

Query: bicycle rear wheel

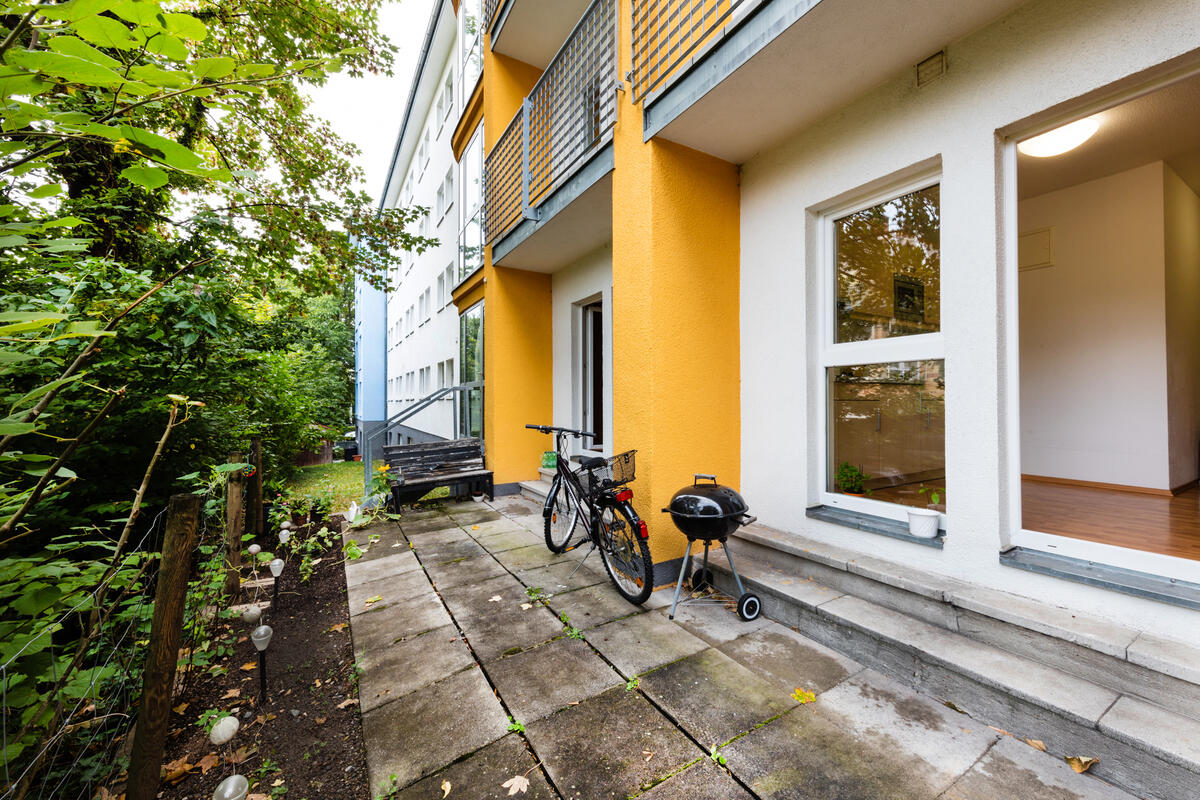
[544,479,580,553]
[598,504,653,605]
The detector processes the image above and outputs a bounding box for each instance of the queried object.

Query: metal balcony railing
[631,0,747,101]
[484,0,617,245]
[484,0,502,34]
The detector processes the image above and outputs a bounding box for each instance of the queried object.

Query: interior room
[1017,73,1200,561]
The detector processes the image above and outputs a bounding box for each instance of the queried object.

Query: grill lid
[666,474,748,520]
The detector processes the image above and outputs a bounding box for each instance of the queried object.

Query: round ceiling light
[1018,117,1099,157]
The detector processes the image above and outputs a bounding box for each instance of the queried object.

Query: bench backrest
[383,438,485,473]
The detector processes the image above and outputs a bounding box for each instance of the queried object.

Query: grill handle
[741,514,757,526]
[693,473,717,485]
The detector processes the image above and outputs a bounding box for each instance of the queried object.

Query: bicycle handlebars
[525,424,595,439]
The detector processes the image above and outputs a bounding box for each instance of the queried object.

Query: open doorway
[580,301,604,448]
[1015,73,1200,566]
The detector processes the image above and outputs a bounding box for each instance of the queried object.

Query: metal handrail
[484,0,617,244]
[361,383,483,496]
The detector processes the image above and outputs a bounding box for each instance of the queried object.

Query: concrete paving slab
[639,648,797,748]
[400,516,458,535]
[349,527,408,563]
[396,506,449,521]
[402,526,467,543]
[941,735,1140,800]
[722,669,998,799]
[425,554,509,589]
[344,549,422,587]
[516,558,608,593]
[440,573,531,620]
[547,583,649,629]
[716,624,861,696]
[393,733,556,800]
[638,758,754,799]
[362,666,508,791]
[661,601,773,645]
[474,528,541,553]
[412,533,487,565]
[525,686,705,799]
[492,497,540,516]
[349,595,454,652]
[347,570,435,617]
[443,500,481,513]
[448,508,503,525]
[588,612,708,677]
[458,604,565,661]
[357,625,474,712]
[487,637,622,723]
[494,543,573,572]
[467,518,527,537]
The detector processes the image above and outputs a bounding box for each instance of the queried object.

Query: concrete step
[729,525,1200,716]
[709,538,1200,800]
[519,479,551,505]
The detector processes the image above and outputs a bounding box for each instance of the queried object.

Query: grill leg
[701,541,711,577]
[668,540,693,620]
[723,542,747,597]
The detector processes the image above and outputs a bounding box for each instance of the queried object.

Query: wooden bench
[383,437,494,506]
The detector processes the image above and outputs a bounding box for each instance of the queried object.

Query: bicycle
[525,424,654,605]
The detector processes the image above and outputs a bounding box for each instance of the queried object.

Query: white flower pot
[906,508,941,539]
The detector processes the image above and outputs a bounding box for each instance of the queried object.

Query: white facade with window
[739,0,1200,641]
[379,0,462,443]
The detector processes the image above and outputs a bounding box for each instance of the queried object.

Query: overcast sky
[306,0,437,204]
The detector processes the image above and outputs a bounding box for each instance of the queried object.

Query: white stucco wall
[551,245,614,457]
[1164,164,1200,489]
[739,0,1200,641]
[1018,163,1170,490]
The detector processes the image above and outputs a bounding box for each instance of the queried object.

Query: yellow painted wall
[483,41,542,152]
[611,1,741,567]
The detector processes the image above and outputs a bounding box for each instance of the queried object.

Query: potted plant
[836,462,869,496]
[907,485,944,539]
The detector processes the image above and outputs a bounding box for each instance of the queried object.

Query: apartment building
[361,2,1200,791]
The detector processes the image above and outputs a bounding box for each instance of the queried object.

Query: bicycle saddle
[579,456,607,469]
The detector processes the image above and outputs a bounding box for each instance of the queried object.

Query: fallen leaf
[364,595,383,607]
[171,702,188,714]
[162,755,193,784]
[272,778,284,787]
[520,603,532,610]
[197,752,219,774]
[488,595,502,602]
[237,636,248,643]
[240,662,257,672]
[472,525,480,530]
[231,745,256,763]
[337,698,359,709]
[1065,756,1098,773]
[988,726,1013,738]
[315,717,326,725]
[392,542,402,547]
[791,688,816,704]
[642,750,654,762]
[441,778,452,797]
[502,774,530,795]
[222,689,240,700]
[329,622,347,633]
[314,678,322,688]
[247,794,270,800]
[1026,739,1047,752]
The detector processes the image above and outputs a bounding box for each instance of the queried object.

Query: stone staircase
[518,466,554,504]
[708,524,1200,800]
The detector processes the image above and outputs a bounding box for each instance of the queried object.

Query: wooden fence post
[224,453,244,598]
[126,493,202,800]
[249,438,264,538]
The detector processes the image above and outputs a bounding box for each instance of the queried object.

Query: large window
[459,301,484,438]
[821,178,945,520]
[458,125,483,281]
[459,0,482,101]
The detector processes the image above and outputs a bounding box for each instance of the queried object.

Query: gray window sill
[806,505,945,549]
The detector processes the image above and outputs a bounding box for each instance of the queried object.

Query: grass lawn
[287,460,364,510]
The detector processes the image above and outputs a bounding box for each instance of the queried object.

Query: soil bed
[158,527,367,800]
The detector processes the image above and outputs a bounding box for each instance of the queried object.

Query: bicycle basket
[608,450,636,487]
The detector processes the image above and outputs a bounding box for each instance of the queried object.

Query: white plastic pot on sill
[906,508,940,539]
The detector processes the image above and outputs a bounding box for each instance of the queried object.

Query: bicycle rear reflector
[615,488,634,503]
[637,519,649,539]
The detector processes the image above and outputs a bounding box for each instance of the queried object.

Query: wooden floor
[1022,479,1200,562]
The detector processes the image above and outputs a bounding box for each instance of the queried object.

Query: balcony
[634,0,1027,164]
[484,0,617,270]
[486,0,595,71]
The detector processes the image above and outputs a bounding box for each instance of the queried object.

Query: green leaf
[163,12,207,41]
[0,312,68,323]
[72,15,141,50]
[0,350,35,363]
[191,56,235,80]
[48,35,126,69]
[143,31,190,61]
[128,63,190,88]
[112,0,167,27]
[118,125,203,170]
[0,234,29,248]
[119,164,169,189]
[27,184,62,199]
[235,63,276,79]
[0,72,49,99]
[0,421,36,435]
[39,0,123,23]
[338,46,368,57]
[4,49,127,88]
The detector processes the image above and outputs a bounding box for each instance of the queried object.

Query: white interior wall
[1017,163,1170,490]
[738,0,1200,641]
[551,245,614,457]
[1164,164,1200,489]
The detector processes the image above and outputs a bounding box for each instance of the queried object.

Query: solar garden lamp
[213,773,249,800]
[240,604,262,625]
[247,543,262,581]
[269,557,284,609]
[208,715,239,747]
[251,624,273,704]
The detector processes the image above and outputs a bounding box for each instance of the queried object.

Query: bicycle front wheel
[544,479,580,553]
[598,504,653,605]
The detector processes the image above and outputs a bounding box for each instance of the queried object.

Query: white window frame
[816,167,945,527]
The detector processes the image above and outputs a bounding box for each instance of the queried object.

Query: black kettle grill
[662,475,761,621]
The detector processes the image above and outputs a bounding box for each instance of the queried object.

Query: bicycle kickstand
[564,542,596,583]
